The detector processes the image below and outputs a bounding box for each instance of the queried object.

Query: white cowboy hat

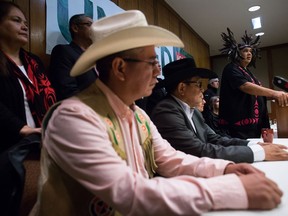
[70,10,184,77]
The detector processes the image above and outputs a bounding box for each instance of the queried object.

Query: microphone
[273,76,288,92]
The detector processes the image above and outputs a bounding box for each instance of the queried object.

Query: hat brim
[70,25,184,77]
[161,67,215,88]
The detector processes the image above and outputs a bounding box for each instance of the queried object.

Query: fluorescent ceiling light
[249,6,260,12]
[252,17,262,29]
[255,32,264,36]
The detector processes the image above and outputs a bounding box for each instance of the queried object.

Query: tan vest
[35,83,157,216]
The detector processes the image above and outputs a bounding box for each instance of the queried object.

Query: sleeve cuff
[248,144,265,161]
[247,140,259,146]
[205,174,248,210]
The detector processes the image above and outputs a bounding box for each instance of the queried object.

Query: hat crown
[91,10,147,43]
[161,58,214,90]
[163,58,197,78]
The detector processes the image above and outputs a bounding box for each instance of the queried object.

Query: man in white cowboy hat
[33,10,282,216]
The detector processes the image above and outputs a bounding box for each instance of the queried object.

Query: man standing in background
[49,14,98,101]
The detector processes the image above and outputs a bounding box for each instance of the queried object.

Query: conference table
[203,138,288,216]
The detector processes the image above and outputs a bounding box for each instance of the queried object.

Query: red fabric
[8,50,56,126]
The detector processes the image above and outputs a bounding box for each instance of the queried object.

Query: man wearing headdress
[219,28,288,139]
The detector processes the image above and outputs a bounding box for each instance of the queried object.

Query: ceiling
[165,0,288,56]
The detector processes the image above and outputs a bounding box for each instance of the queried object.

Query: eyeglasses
[183,81,202,88]
[77,22,92,27]
[122,58,159,68]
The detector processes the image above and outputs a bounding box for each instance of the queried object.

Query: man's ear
[177,82,186,96]
[111,57,126,81]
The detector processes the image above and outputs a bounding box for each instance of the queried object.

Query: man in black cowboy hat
[151,58,288,163]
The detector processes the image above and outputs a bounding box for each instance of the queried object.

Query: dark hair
[0,2,24,76]
[96,54,117,83]
[165,82,179,95]
[0,2,23,22]
[69,14,91,39]
[209,96,219,110]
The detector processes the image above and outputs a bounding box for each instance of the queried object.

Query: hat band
[238,44,251,50]
[209,78,219,84]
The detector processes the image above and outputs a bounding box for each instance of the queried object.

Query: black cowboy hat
[160,58,216,90]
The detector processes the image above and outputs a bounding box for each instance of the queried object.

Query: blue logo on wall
[54,0,188,68]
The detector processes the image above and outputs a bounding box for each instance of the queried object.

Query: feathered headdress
[219,28,261,67]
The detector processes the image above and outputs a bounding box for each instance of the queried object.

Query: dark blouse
[219,62,270,139]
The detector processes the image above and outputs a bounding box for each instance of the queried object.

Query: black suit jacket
[151,95,254,163]
[0,50,48,149]
[49,42,97,101]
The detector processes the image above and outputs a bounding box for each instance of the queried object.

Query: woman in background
[205,96,231,137]
[0,2,56,215]
[0,1,56,151]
